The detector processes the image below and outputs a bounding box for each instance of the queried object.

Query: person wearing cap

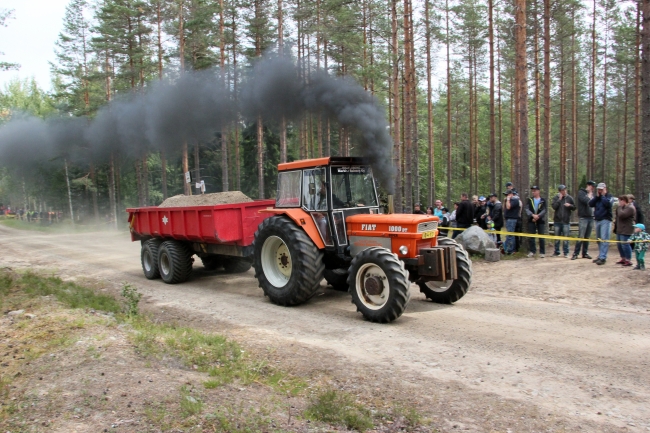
[589,183,614,265]
[487,193,504,245]
[525,186,547,258]
[627,194,644,225]
[503,189,521,254]
[613,195,636,267]
[572,180,596,260]
[551,185,576,257]
[628,223,649,270]
[475,196,488,230]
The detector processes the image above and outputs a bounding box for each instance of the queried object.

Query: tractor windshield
[330,166,378,209]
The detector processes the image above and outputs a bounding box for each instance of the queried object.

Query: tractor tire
[253,216,325,306]
[201,255,221,271]
[222,257,252,274]
[418,237,472,304]
[141,239,162,280]
[324,268,349,292]
[347,247,410,323]
[158,241,193,284]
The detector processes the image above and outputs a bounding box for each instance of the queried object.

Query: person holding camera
[551,185,576,257]
[572,180,596,260]
[589,183,614,265]
[503,189,521,255]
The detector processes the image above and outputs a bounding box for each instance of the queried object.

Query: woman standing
[614,196,637,267]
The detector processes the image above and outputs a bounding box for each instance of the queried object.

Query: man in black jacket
[487,193,503,244]
[628,194,644,225]
[551,185,576,257]
[453,193,474,239]
[525,186,547,258]
[572,180,595,260]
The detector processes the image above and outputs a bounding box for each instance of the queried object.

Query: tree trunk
[425,0,434,206]
[636,1,643,200]
[446,0,452,206]
[515,0,529,248]
[489,0,496,193]
[64,159,75,227]
[391,0,402,210]
[257,116,265,199]
[543,0,551,198]
[640,0,650,218]
[403,0,414,212]
[533,0,540,185]
[589,0,597,181]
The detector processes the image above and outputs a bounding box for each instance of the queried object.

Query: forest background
[0,0,649,226]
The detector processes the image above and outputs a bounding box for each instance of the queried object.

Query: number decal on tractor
[388,226,408,233]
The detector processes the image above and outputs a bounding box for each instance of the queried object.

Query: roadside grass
[304,389,373,431]
[0,268,430,432]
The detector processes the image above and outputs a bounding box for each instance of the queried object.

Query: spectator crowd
[415,181,648,270]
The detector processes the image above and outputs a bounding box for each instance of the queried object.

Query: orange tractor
[252,156,472,322]
[128,156,472,323]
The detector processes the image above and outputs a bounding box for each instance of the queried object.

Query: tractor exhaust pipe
[387,195,394,214]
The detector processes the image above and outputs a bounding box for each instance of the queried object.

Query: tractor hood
[346,213,439,235]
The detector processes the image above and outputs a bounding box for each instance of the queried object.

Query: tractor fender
[259,208,326,249]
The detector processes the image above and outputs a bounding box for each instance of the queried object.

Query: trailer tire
[222,257,252,274]
[253,216,324,306]
[324,268,349,292]
[418,237,472,304]
[141,239,162,280]
[201,256,221,271]
[158,241,193,284]
[347,247,410,323]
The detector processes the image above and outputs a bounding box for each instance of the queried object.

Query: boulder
[455,226,496,255]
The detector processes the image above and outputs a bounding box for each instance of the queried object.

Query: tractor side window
[276,171,302,208]
[302,168,327,211]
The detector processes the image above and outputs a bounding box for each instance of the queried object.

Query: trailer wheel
[347,247,410,323]
[418,237,472,304]
[201,256,221,271]
[222,257,252,274]
[324,268,349,292]
[141,239,162,280]
[158,241,193,284]
[253,216,324,306]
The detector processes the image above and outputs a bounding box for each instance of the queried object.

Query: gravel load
[158,191,253,208]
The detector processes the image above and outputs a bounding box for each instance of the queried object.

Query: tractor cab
[275,156,381,254]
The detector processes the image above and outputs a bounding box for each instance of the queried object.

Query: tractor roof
[277,156,367,172]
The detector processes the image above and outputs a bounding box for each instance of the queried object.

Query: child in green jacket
[629,223,650,270]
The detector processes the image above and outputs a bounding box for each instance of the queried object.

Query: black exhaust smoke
[0,55,395,192]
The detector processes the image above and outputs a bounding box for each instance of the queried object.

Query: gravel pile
[158,191,253,208]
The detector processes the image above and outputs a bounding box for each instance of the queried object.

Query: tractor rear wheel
[418,237,472,304]
[222,257,252,273]
[324,268,349,292]
[141,239,162,280]
[253,216,324,306]
[347,247,410,323]
[158,241,193,284]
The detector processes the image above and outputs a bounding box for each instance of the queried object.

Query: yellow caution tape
[440,226,648,244]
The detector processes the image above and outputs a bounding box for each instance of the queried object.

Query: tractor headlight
[399,245,408,255]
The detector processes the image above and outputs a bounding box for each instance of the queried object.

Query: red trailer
[127,200,275,283]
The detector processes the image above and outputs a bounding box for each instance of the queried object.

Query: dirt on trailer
[1,224,650,432]
[158,191,253,208]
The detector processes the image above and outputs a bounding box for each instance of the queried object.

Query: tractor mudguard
[259,208,326,249]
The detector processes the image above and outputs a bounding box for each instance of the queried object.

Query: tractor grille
[417,221,438,232]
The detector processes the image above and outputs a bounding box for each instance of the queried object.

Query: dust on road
[0,225,648,432]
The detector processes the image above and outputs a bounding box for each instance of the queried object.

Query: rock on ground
[158,191,253,208]
[455,225,496,255]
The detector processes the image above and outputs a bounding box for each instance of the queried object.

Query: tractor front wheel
[253,216,325,306]
[347,247,410,323]
[418,237,472,303]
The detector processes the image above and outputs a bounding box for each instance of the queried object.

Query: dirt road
[1,225,649,432]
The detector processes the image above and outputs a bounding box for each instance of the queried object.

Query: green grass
[0,270,121,313]
[304,389,374,432]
